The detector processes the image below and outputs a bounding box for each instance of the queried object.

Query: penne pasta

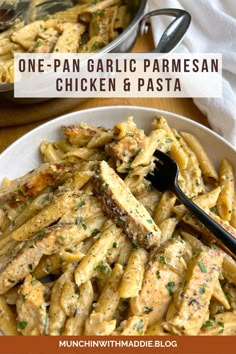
[153,191,176,225]
[0,295,18,335]
[0,114,235,337]
[119,248,147,298]
[153,116,188,170]
[74,221,122,286]
[180,131,218,182]
[216,159,234,221]
[63,280,94,335]
[92,263,123,320]
[230,193,236,228]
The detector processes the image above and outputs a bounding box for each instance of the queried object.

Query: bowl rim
[1,105,235,161]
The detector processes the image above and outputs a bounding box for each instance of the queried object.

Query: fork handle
[174,184,236,256]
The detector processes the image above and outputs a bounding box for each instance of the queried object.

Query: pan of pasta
[0,0,191,102]
[0,105,235,336]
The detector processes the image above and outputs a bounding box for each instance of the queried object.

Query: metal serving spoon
[140,8,191,53]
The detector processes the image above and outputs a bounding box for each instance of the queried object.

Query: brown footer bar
[0,336,234,354]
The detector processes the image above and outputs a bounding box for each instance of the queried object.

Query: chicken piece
[0,224,80,295]
[164,249,223,335]
[11,20,45,49]
[16,275,47,335]
[61,123,103,146]
[0,162,72,209]
[48,268,73,336]
[130,239,188,326]
[31,27,59,53]
[106,126,146,164]
[95,161,161,249]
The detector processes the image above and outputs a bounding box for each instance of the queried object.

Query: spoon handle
[139,9,191,53]
[174,183,236,256]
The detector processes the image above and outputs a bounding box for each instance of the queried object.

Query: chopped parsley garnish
[210,207,217,214]
[156,270,161,279]
[198,261,207,273]
[165,138,174,143]
[199,283,207,294]
[166,281,175,296]
[210,243,218,249]
[146,219,153,224]
[37,230,46,239]
[202,320,214,328]
[94,261,110,275]
[18,321,28,330]
[112,242,117,248]
[159,256,166,265]
[97,10,104,17]
[81,222,87,230]
[115,217,125,226]
[59,257,65,265]
[17,189,23,196]
[58,327,63,335]
[28,264,33,270]
[74,201,86,211]
[75,216,87,229]
[136,319,144,334]
[144,306,153,313]
[91,228,99,237]
[218,321,224,334]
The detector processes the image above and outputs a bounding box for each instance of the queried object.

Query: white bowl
[0,105,235,182]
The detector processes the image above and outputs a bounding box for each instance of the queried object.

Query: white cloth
[148,0,236,147]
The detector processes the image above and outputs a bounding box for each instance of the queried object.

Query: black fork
[147,150,236,256]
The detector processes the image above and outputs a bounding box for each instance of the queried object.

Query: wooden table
[0,31,208,154]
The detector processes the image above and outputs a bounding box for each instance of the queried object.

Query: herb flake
[18,321,28,330]
[198,261,207,273]
[203,320,214,328]
[166,281,175,296]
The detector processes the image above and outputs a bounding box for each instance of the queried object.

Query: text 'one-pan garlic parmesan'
[0,115,236,336]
